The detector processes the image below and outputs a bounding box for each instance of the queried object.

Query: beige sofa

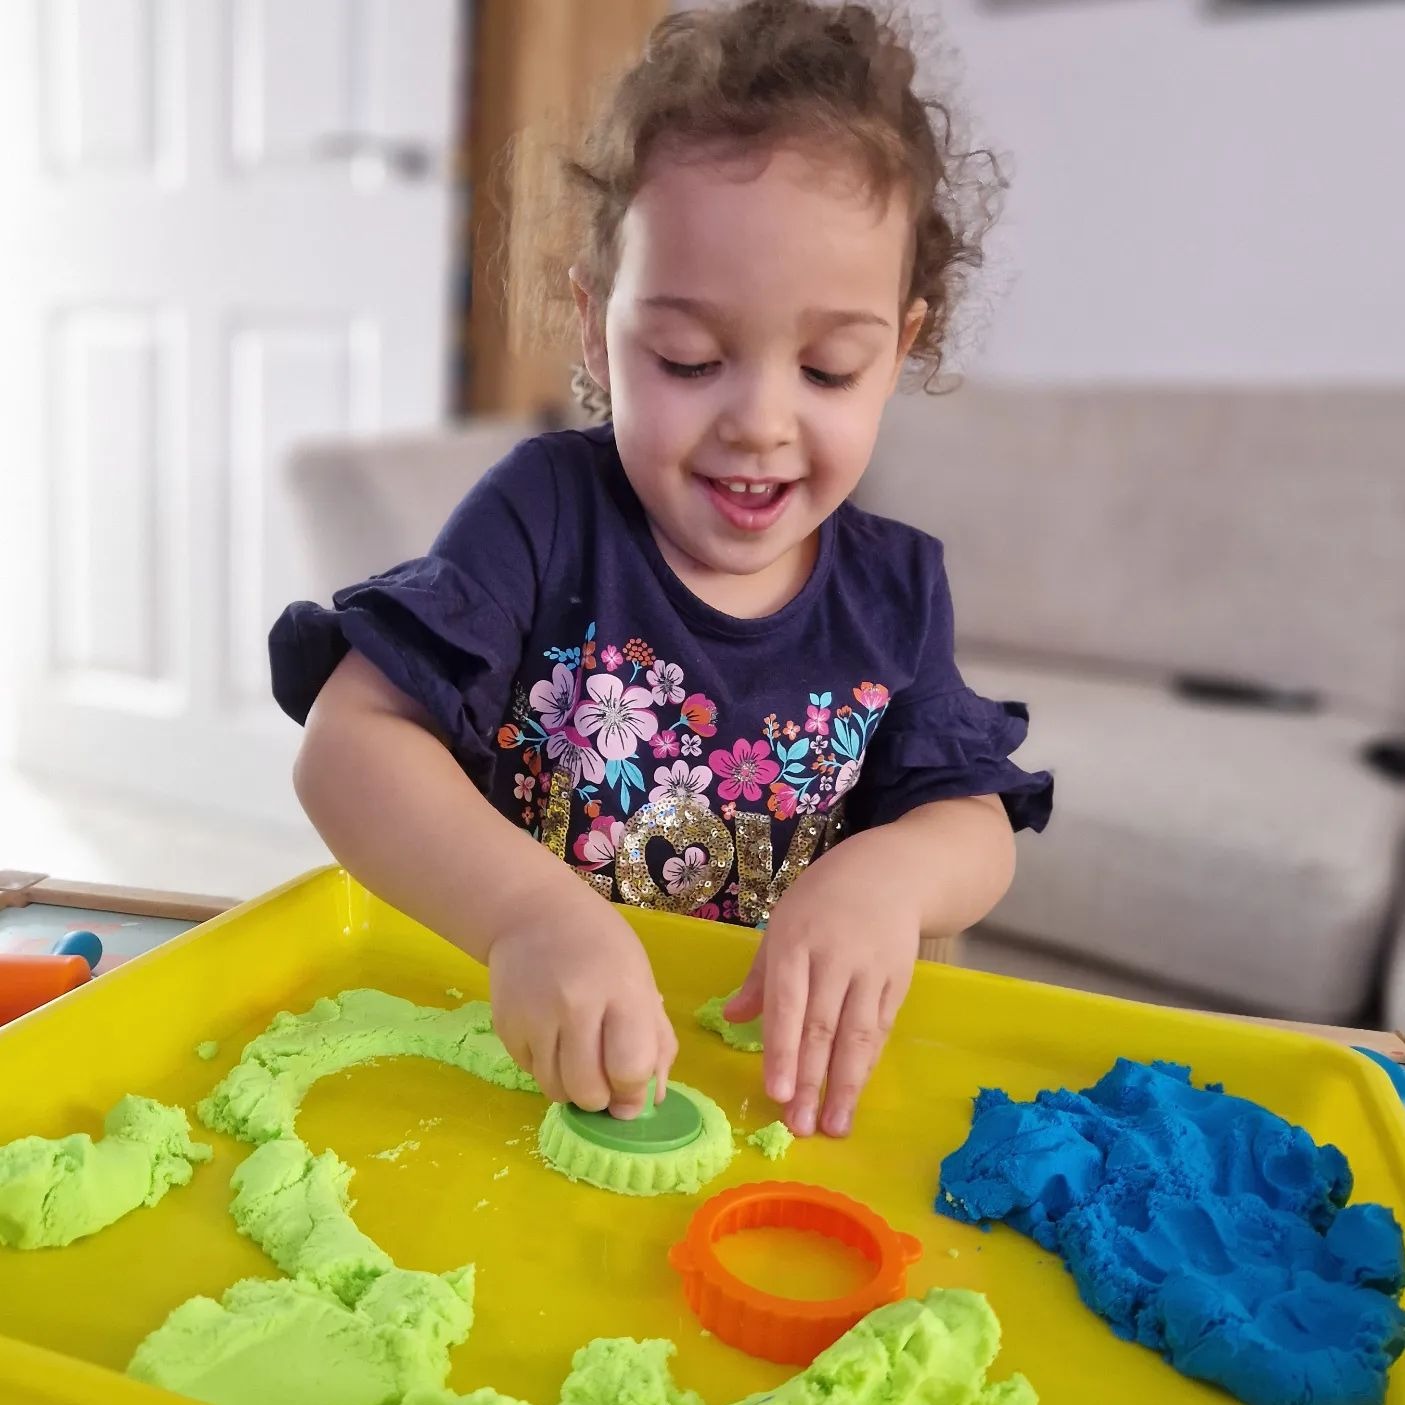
[286,385,1405,1026]
[862,386,1405,1025]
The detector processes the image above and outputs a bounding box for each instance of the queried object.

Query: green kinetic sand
[76,989,1032,1405]
[132,988,509,1402]
[198,988,538,1143]
[229,1137,394,1302]
[0,1095,211,1249]
[695,990,763,1053]
[128,1268,476,1405]
[404,1289,1033,1405]
[732,1290,1036,1405]
[747,1121,794,1161]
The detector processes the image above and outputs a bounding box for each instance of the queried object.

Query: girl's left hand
[722,837,919,1138]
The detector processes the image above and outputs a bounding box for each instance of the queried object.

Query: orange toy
[668,1181,924,1365]
[0,955,91,1026]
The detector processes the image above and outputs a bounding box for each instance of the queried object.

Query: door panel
[1,0,459,823]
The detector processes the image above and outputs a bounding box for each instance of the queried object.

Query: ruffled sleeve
[846,685,1053,833]
[268,438,557,789]
[844,532,1053,834]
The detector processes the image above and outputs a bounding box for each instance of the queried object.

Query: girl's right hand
[296,651,675,1112]
[487,895,677,1119]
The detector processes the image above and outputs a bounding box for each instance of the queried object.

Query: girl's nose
[717,368,798,455]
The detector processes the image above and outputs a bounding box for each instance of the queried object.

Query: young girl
[271,0,1051,1141]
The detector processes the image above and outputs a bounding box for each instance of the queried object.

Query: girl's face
[575,143,925,618]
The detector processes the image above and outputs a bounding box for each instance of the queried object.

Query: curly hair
[509,0,1002,414]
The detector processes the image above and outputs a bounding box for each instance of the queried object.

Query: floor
[0,762,331,901]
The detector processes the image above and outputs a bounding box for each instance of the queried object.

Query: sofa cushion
[963,658,1405,1022]
[1380,907,1405,1032]
[285,419,536,602]
[859,386,1405,724]
[958,931,1217,1013]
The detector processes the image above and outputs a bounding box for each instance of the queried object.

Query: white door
[0,0,459,826]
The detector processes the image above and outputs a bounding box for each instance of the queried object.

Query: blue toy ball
[52,929,103,970]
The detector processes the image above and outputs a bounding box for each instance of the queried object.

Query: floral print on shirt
[496,622,889,911]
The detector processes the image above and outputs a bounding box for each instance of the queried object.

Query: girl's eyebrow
[641,295,891,333]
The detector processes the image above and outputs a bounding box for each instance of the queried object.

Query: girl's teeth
[724,481,774,495]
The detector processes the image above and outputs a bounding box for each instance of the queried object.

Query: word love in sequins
[537,771,845,924]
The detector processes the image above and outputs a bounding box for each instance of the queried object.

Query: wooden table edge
[1199,1009,1405,1061]
[0,872,237,923]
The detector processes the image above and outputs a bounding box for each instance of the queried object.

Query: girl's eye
[657,356,719,379]
[803,367,859,390]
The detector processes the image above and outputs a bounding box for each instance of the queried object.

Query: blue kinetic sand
[937,1058,1405,1405]
[1355,1047,1405,1106]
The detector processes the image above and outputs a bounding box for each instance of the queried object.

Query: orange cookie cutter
[667,1181,924,1365]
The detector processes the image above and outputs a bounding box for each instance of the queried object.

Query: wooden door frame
[463,0,666,418]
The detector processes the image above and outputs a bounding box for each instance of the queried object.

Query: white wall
[932,0,1405,381]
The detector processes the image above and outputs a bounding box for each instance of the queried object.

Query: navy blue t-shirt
[270,425,1051,926]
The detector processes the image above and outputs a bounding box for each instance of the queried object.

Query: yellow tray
[2,866,1404,1404]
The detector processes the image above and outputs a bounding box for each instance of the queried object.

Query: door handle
[311,133,440,182]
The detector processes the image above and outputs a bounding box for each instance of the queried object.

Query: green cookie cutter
[559,1082,703,1154]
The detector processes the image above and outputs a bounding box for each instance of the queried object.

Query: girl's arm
[725,794,1015,1138]
[854,794,1015,937]
[295,649,676,1117]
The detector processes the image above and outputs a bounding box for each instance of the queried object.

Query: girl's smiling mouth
[697,475,796,531]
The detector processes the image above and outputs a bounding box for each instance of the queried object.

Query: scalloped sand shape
[538,1083,734,1195]
[0,1095,211,1249]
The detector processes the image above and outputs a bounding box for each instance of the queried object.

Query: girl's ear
[570,267,610,395]
[889,298,928,392]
